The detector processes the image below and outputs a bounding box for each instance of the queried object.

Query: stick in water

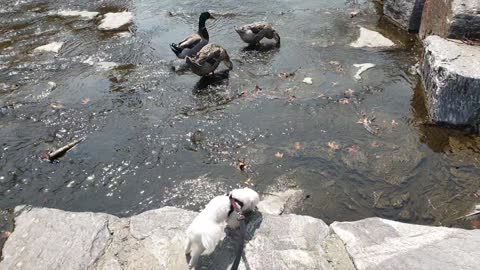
[41,138,84,161]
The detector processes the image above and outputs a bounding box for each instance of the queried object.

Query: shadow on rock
[196,211,263,270]
[193,69,231,93]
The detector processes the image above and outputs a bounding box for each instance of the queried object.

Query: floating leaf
[344,89,355,96]
[50,101,64,109]
[339,98,349,104]
[275,152,284,158]
[346,145,360,154]
[303,77,313,85]
[294,142,302,150]
[278,72,295,79]
[81,97,91,105]
[328,141,340,151]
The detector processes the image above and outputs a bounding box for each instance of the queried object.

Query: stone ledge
[420,35,480,128]
[1,206,479,270]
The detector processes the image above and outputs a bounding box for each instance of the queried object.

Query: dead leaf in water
[346,145,360,154]
[236,159,248,171]
[50,101,64,109]
[339,98,350,104]
[344,89,355,96]
[275,152,284,158]
[294,142,302,150]
[303,77,313,85]
[327,141,340,151]
[81,97,91,105]
[278,72,295,79]
[0,231,11,238]
[329,61,340,65]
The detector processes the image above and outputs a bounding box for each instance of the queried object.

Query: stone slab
[420,0,480,40]
[420,35,480,128]
[0,206,115,270]
[383,0,426,32]
[331,217,480,270]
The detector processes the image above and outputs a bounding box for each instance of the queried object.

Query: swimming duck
[186,44,233,76]
[235,22,280,47]
[170,12,215,59]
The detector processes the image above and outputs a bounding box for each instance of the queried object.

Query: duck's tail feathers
[170,43,183,57]
[224,52,233,70]
[273,31,281,47]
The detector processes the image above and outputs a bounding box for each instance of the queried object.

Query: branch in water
[41,138,85,161]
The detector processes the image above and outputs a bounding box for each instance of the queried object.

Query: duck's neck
[198,19,209,40]
[198,19,206,31]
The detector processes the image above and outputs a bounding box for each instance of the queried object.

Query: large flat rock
[331,217,480,270]
[420,35,480,128]
[0,206,116,270]
[383,0,426,32]
[0,206,336,270]
[244,214,332,270]
[420,0,480,39]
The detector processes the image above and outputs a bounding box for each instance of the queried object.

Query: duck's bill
[210,15,216,20]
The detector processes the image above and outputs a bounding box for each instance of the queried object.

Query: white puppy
[227,187,260,229]
[185,195,231,269]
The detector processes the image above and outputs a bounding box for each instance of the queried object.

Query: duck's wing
[178,32,203,49]
[244,22,271,34]
[195,47,222,66]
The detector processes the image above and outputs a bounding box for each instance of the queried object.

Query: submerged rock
[331,217,480,270]
[98,12,134,31]
[33,42,64,53]
[420,0,480,40]
[257,189,306,215]
[383,0,426,32]
[52,10,99,20]
[420,36,480,129]
[350,27,395,48]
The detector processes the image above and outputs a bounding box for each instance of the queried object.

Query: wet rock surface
[420,35,480,128]
[419,0,480,40]
[2,207,480,270]
[383,0,426,32]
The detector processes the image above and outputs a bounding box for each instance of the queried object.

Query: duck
[170,12,215,59]
[186,44,233,76]
[235,22,280,47]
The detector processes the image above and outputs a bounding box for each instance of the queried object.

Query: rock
[53,10,99,20]
[350,27,395,48]
[98,12,133,31]
[420,36,480,128]
[244,214,333,270]
[383,0,426,32]
[353,63,376,80]
[420,0,480,40]
[0,206,116,270]
[322,233,356,270]
[33,42,64,54]
[331,217,480,270]
[257,189,305,215]
[1,206,334,270]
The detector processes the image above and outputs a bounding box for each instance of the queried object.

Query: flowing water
[1,0,480,246]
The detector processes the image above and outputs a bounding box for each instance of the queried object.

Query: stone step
[1,206,480,270]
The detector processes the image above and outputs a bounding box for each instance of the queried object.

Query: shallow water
[1,0,479,238]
